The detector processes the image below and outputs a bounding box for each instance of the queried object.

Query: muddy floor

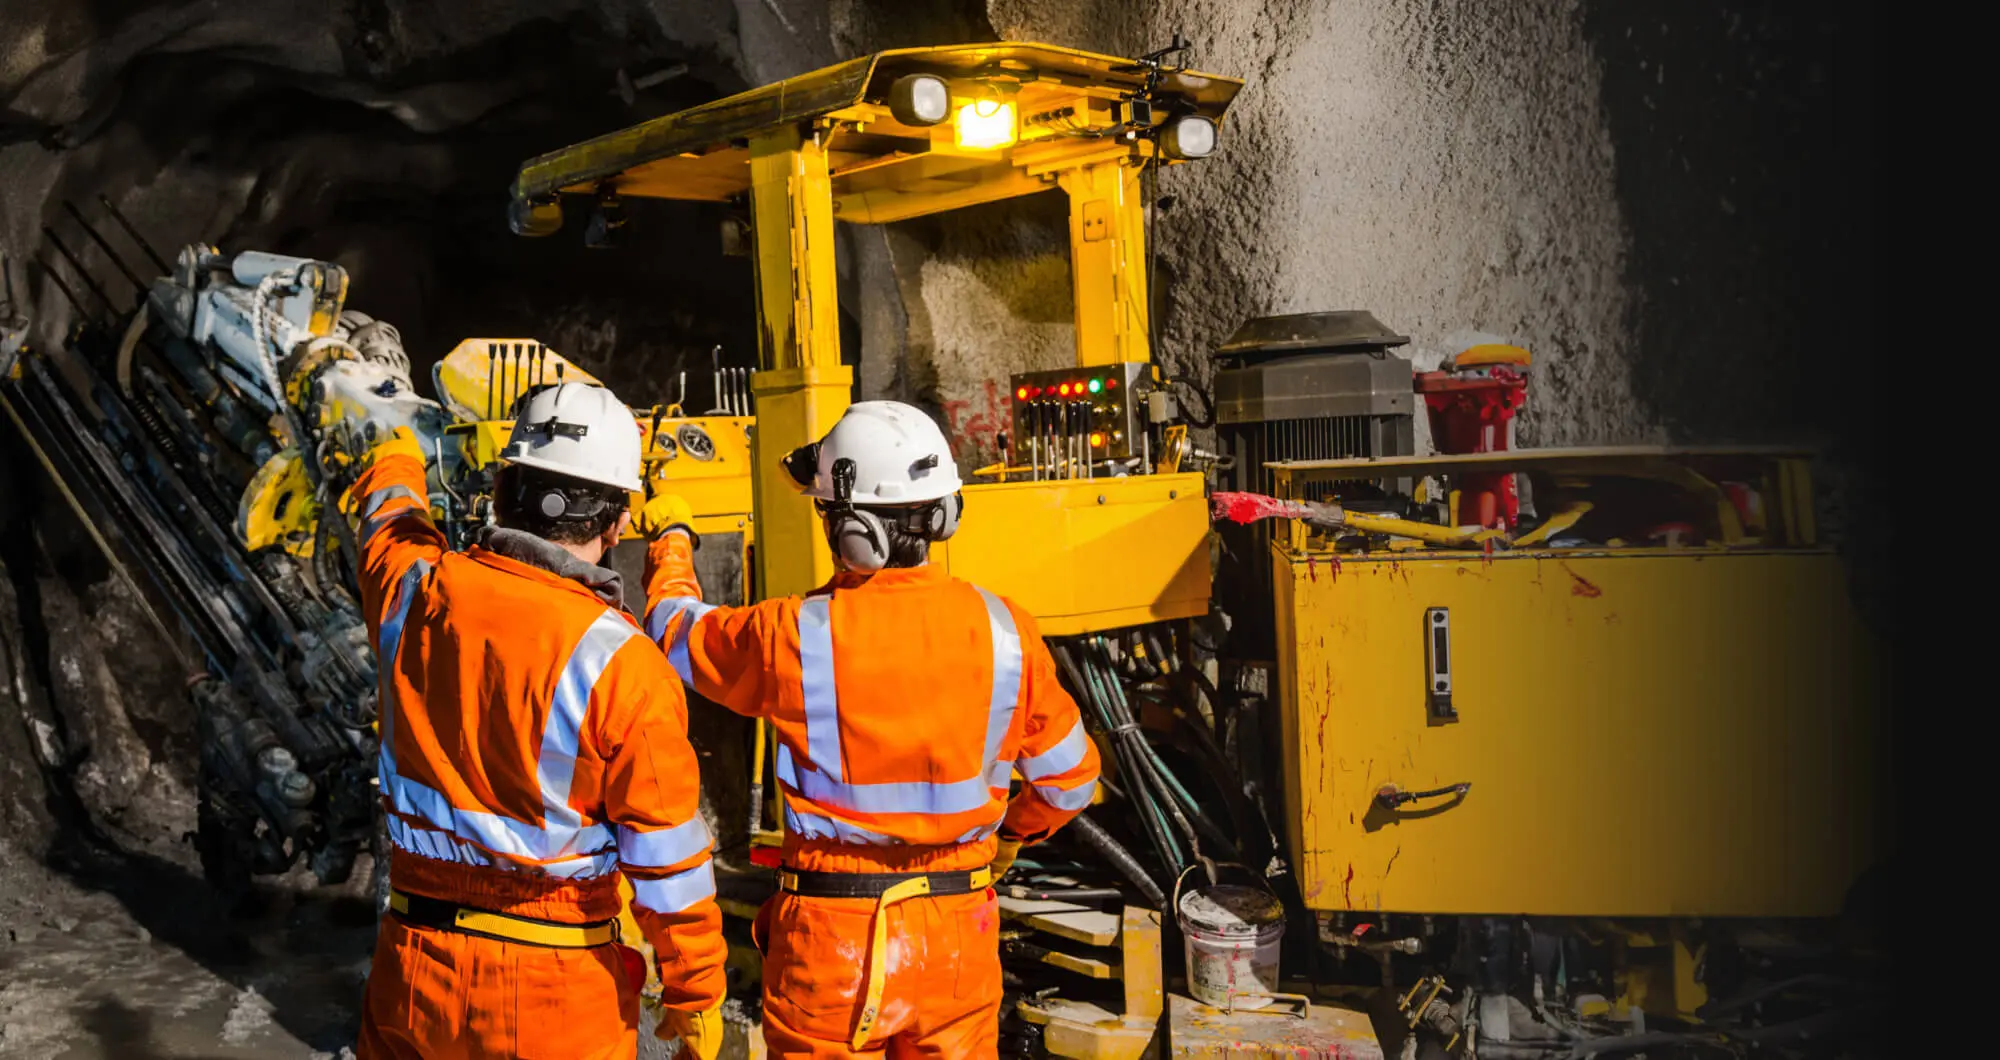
[1,842,375,1059]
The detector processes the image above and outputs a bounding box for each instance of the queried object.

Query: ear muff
[825,507,892,573]
[537,490,569,519]
[927,491,963,542]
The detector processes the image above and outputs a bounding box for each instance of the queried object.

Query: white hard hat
[500,382,643,492]
[785,400,962,504]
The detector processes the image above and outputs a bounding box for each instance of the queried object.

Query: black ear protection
[816,458,965,573]
[499,465,617,525]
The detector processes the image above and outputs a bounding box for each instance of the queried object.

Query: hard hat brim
[502,452,643,494]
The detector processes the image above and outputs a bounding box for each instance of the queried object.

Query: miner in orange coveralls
[352,382,727,1060]
[635,400,1103,1058]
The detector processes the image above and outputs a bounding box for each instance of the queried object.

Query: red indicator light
[1089,432,1105,447]
[1058,383,1071,396]
[1106,377,1117,389]
[1016,386,1029,400]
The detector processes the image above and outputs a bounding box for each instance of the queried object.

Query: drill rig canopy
[509,42,1245,225]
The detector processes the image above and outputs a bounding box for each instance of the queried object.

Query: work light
[888,74,951,126]
[1160,115,1218,160]
[955,98,1018,150]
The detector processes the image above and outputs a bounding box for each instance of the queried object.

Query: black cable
[1068,812,1168,909]
[1053,641,1181,878]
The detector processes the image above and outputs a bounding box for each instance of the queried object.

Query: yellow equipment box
[933,472,1211,636]
[1274,545,1890,918]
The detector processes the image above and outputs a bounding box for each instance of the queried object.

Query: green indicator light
[1088,378,1102,394]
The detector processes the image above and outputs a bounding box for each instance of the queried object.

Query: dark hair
[493,464,628,546]
[859,505,932,569]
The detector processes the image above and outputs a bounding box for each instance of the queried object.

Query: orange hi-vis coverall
[643,530,1102,1058]
[351,449,726,1060]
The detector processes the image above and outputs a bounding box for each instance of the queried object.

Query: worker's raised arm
[350,427,448,630]
[1002,608,1102,844]
[639,496,783,717]
[591,639,727,1013]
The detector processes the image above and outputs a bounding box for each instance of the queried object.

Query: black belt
[389,890,618,948]
[776,865,994,899]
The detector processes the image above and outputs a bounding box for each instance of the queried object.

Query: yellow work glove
[637,493,696,539]
[365,425,426,470]
[990,835,1024,880]
[658,1000,726,1059]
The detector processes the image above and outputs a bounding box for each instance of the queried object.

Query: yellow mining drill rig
[505,40,1891,1059]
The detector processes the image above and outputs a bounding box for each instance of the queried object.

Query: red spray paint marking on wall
[941,379,1010,465]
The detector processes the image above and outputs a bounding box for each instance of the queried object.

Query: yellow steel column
[1058,160,1151,367]
[747,122,851,600]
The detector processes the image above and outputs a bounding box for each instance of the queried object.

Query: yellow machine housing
[432,338,755,541]
[1267,448,1891,920]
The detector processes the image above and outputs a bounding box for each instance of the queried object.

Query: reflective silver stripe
[1019,718,1091,781]
[1032,778,1098,812]
[616,817,712,869]
[977,588,1023,764]
[630,861,717,914]
[361,508,425,548]
[385,771,613,862]
[780,799,901,845]
[362,484,420,519]
[388,813,621,878]
[645,596,718,685]
[797,596,842,781]
[537,611,640,851]
[776,743,994,816]
[387,816,491,867]
[375,559,431,793]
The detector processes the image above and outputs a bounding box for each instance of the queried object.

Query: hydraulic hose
[1069,812,1168,910]
[1090,657,1188,868]
[1090,638,1239,860]
[1052,642,1181,879]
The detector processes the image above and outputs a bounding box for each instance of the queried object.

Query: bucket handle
[1221,989,1312,1019]
[1171,856,1280,916]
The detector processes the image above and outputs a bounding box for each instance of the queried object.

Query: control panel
[1007,361,1155,478]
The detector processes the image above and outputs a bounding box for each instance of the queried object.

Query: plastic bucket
[1176,878,1285,1010]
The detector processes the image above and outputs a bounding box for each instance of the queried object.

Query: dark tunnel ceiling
[13,8,804,410]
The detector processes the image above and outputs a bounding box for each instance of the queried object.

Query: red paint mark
[1561,561,1603,597]
[1326,554,1341,580]
[941,379,1011,465]
[1307,555,1318,582]
[1341,864,1355,908]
